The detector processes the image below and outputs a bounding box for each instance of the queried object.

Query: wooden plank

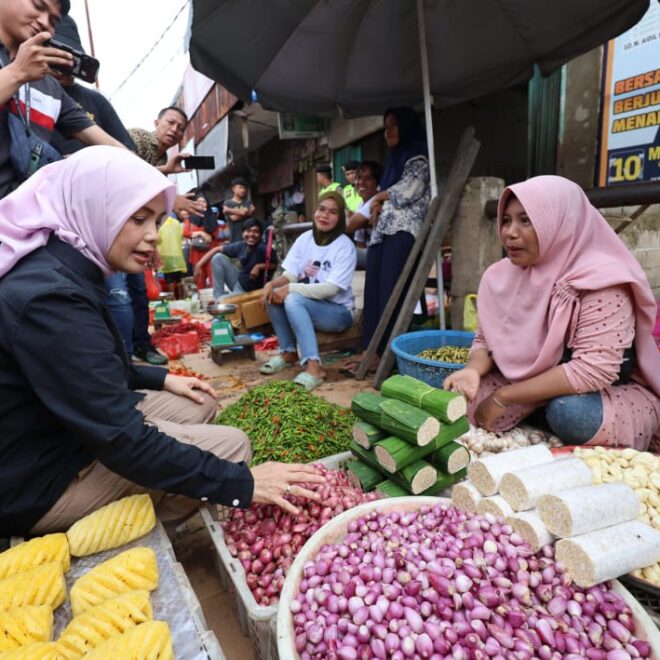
[372,128,481,388]
[354,196,440,379]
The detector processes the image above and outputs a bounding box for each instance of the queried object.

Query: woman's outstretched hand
[163,374,217,404]
[250,462,325,515]
[443,366,480,400]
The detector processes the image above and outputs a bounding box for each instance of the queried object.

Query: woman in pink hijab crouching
[444,176,660,450]
[0,147,322,536]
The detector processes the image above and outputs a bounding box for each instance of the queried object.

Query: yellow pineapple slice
[66,495,156,557]
[0,563,66,612]
[58,590,153,658]
[81,621,173,660]
[0,605,53,650]
[0,535,70,580]
[70,548,158,617]
[0,641,64,659]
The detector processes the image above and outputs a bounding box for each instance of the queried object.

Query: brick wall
[603,208,660,300]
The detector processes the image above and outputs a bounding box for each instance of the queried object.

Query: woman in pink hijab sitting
[444,176,660,450]
[0,146,322,536]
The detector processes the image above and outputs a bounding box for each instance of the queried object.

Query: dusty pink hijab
[478,175,660,397]
[0,146,176,277]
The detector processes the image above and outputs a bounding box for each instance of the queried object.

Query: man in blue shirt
[194,219,278,300]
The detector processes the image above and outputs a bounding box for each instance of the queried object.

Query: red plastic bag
[176,331,200,355]
[158,336,182,359]
[144,269,161,302]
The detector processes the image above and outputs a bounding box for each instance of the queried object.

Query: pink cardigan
[469,285,660,449]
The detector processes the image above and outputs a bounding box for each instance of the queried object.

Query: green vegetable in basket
[418,345,470,364]
[215,381,354,464]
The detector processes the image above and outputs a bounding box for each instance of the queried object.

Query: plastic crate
[200,452,352,660]
[391,330,475,388]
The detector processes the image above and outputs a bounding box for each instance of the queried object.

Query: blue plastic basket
[390,330,475,388]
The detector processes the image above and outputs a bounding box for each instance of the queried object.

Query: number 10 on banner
[608,149,645,183]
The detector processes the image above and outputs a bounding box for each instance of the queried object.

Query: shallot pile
[223,465,379,606]
[290,505,651,659]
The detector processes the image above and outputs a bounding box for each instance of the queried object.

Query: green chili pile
[417,345,470,364]
[215,381,355,464]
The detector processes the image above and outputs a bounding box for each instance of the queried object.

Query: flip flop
[259,355,290,375]
[292,371,325,391]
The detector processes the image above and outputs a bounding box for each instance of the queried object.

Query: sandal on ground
[259,355,291,375]
[292,371,325,391]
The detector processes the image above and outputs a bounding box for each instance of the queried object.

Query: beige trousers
[31,391,251,534]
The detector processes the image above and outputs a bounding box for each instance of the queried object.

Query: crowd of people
[0,0,657,538]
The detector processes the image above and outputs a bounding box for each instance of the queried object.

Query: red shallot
[223,464,379,606]
[289,504,650,659]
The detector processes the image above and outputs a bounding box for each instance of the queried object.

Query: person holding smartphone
[0,0,126,199]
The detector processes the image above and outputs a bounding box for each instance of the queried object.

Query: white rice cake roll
[505,510,555,552]
[555,520,660,588]
[537,483,640,538]
[477,495,514,519]
[500,457,592,511]
[467,445,554,496]
[452,481,482,513]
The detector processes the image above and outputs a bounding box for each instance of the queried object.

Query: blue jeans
[266,293,353,365]
[211,253,244,300]
[105,273,134,355]
[545,392,603,445]
[126,272,152,351]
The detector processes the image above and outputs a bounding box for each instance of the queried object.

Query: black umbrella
[190,0,647,117]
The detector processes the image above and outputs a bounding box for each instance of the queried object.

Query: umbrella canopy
[190,0,648,117]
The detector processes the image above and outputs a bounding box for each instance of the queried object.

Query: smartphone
[44,38,100,84]
[183,156,216,170]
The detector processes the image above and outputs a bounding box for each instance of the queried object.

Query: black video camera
[44,38,100,84]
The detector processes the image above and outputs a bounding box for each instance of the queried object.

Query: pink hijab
[478,175,660,397]
[0,146,176,278]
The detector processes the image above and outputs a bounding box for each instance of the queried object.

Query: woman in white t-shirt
[260,192,357,391]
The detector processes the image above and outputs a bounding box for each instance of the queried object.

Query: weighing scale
[207,302,258,365]
[153,292,177,329]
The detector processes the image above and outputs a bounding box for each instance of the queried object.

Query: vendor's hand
[260,282,273,308]
[443,367,480,400]
[10,32,73,84]
[163,374,217,404]
[249,264,262,280]
[250,463,326,516]
[474,393,506,432]
[270,285,289,305]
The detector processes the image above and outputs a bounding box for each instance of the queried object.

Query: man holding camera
[0,0,126,199]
